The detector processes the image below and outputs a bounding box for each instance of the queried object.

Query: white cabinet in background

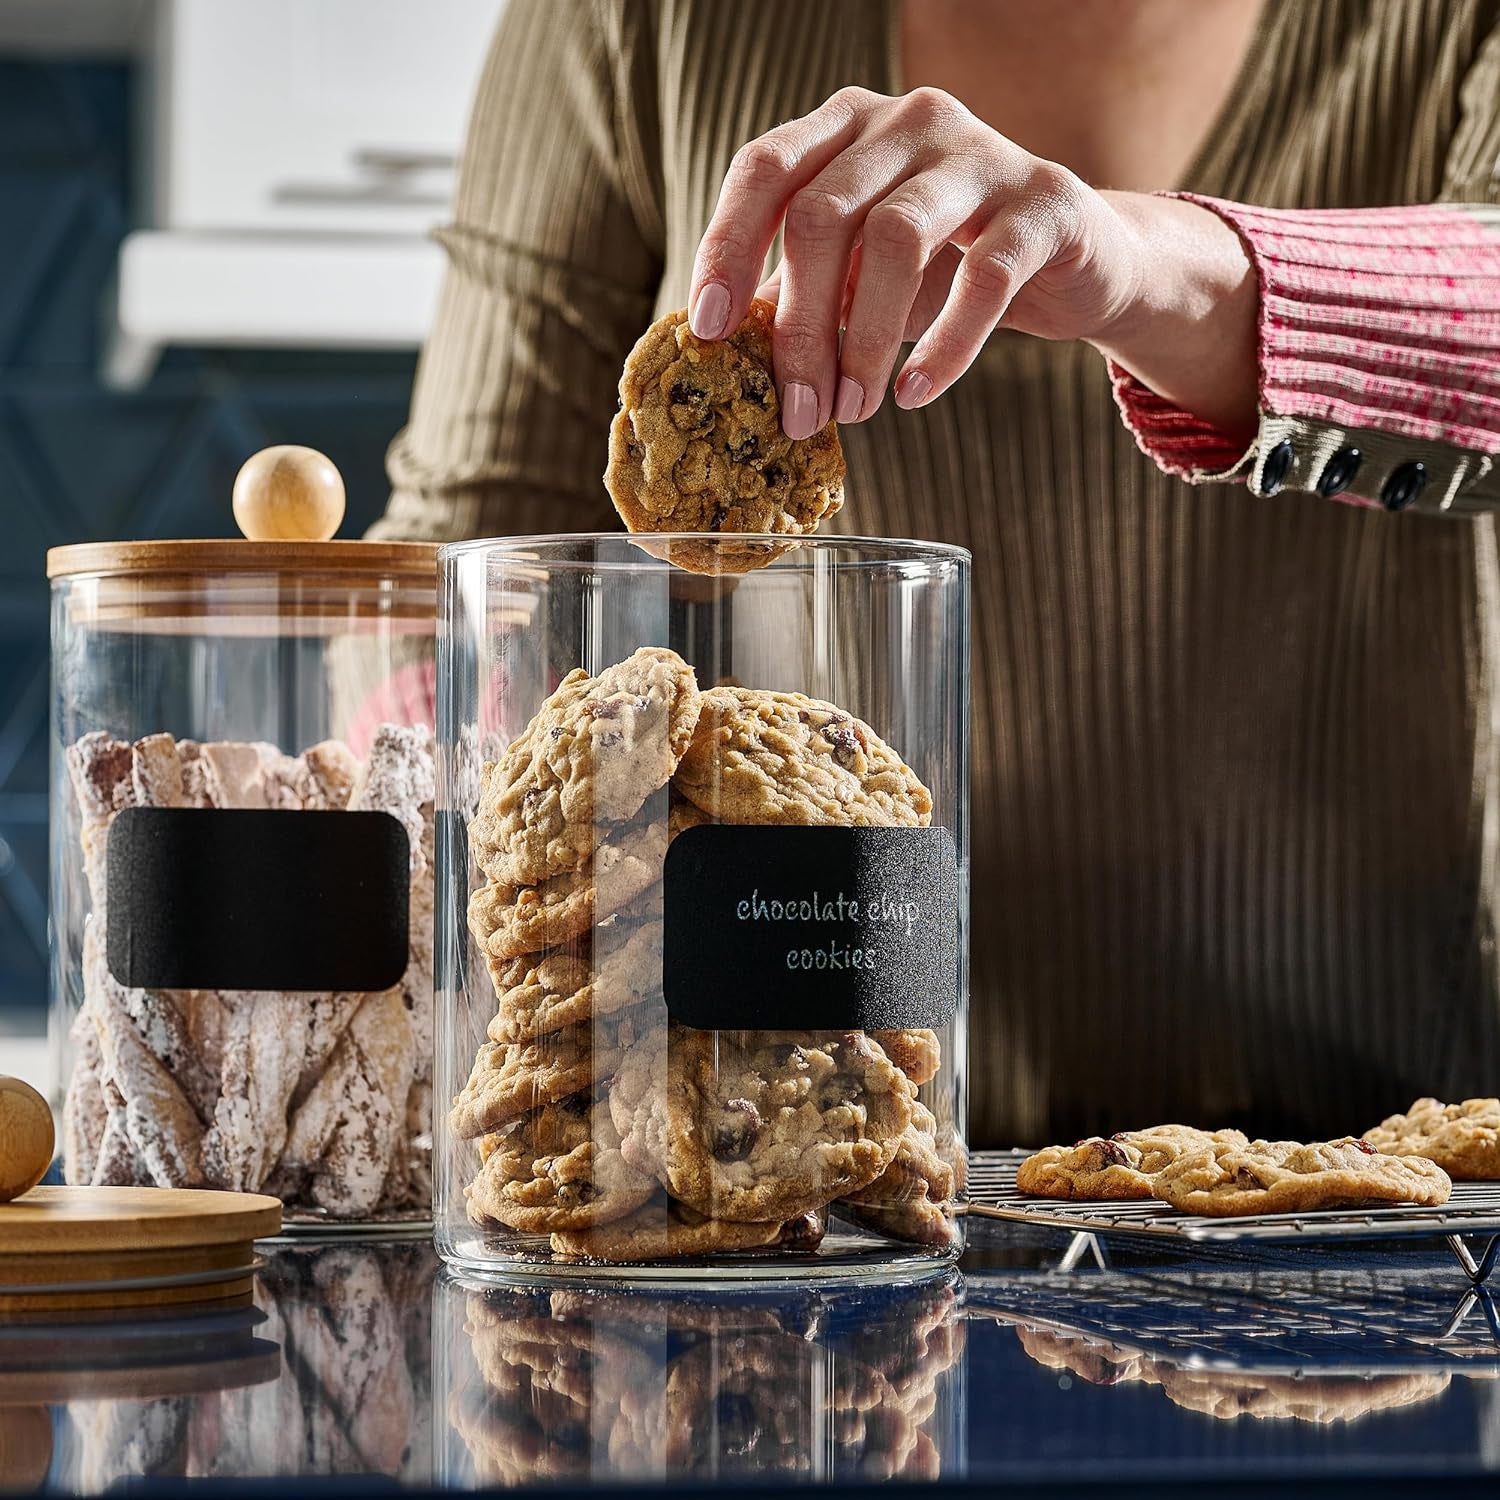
[112,0,506,383]
[151,0,505,236]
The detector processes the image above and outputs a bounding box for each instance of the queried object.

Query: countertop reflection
[8,1227,1500,1496]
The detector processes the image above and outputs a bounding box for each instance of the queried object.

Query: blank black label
[106,808,410,992]
[663,825,959,1030]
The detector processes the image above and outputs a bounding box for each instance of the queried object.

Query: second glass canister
[437,534,970,1276]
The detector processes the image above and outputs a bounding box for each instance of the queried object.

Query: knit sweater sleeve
[368,0,662,543]
[1111,25,1500,516]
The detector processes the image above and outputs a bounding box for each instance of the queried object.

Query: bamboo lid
[46,445,439,583]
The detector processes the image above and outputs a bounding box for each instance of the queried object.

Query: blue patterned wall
[0,62,417,1027]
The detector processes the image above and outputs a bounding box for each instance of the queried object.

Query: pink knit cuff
[1110,198,1500,513]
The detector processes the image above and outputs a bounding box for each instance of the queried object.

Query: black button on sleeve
[1381,462,1427,512]
[1316,447,1362,498]
[1259,439,1294,495]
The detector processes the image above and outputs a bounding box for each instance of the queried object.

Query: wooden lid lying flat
[0,1186,281,1254]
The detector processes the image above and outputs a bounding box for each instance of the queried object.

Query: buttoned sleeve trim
[1110,200,1500,514]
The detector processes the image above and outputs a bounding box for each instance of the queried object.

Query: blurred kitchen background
[0,0,504,1079]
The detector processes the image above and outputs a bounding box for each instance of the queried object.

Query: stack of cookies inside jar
[451,645,963,1263]
[447,300,965,1265]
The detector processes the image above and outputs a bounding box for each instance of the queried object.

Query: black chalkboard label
[106,808,410,992]
[663,825,959,1030]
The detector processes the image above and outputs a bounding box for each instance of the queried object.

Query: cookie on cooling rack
[1362,1096,1500,1181]
[1149,1137,1452,1217]
[1015,1125,1247,1201]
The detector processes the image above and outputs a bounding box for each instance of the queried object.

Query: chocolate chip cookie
[873,1030,941,1087]
[610,1027,914,1223]
[1016,1125,1248,1201]
[485,918,664,1043]
[605,300,846,568]
[468,819,666,961]
[450,1015,648,1139]
[470,648,700,887]
[465,1093,655,1233]
[1362,1096,1500,1180]
[550,1192,824,1262]
[674,688,933,827]
[836,1099,959,1248]
[1150,1136,1453,1216]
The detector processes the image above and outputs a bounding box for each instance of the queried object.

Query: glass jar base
[438,1225,961,1289]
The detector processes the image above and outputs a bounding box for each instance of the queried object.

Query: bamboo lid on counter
[0,1186,281,1314]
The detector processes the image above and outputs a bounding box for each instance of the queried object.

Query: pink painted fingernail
[833,376,864,424]
[690,282,731,340]
[782,382,819,440]
[895,369,932,408]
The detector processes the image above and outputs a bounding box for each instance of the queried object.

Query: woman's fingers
[896,172,1083,407]
[833,172,990,423]
[772,144,945,436]
[688,88,875,341]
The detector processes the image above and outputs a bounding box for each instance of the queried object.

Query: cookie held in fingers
[610,1026,914,1223]
[1150,1136,1452,1217]
[1016,1125,1248,1201]
[674,687,933,827]
[1362,1096,1500,1180]
[605,301,846,574]
[549,1192,824,1261]
[465,1093,655,1233]
[469,648,700,888]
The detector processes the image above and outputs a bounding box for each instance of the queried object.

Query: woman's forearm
[1089,192,1259,445]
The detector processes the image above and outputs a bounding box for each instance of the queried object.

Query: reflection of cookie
[605,301,845,554]
[1363,1096,1500,1180]
[1151,1137,1452,1216]
[486,920,663,1042]
[450,1019,645,1139]
[549,1193,822,1262]
[659,1332,816,1473]
[1013,1324,1148,1387]
[465,1094,655,1232]
[457,1291,654,1482]
[675,688,932,827]
[468,821,664,960]
[1017,1125,1246,1201]
[1154,1365,1451,1424]
[469,648,700,887]
[611,1028,913,1222]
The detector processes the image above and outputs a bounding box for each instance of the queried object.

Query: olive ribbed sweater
[374,0,1500,1146]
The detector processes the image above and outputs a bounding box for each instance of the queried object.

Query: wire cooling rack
[967,1150,1500,1284]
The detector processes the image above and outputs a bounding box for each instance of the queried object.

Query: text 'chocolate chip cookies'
[605,300,847,575]
[452,646,962,1263]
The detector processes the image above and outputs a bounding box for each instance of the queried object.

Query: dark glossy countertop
[7,1220,1500,1498]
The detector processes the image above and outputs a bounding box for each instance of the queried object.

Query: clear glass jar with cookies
[47,447,441,1227]
[437,533,970,1277]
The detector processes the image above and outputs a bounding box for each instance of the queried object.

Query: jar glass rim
[439,532,972,569]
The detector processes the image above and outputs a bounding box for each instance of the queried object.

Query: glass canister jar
[47,448,441,1227]
[437,533,970,1276]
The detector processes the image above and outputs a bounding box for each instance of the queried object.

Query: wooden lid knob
[231,445,346,542]
[0,1077,53,1203]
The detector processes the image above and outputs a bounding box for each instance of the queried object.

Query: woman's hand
[689,86,1258,443]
